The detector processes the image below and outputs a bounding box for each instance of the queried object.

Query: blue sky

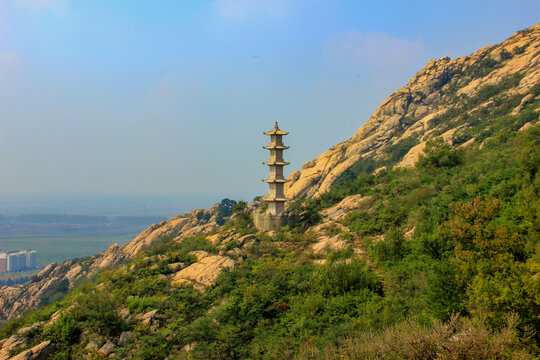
[0,0,538,201]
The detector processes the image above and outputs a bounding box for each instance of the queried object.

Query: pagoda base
[254,211,298,231]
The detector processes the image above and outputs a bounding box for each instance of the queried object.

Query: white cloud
[324,31,427,68]
[212,0,290,21]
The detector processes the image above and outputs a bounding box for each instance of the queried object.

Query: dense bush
[288,198,322,228]
[370,228,409,265]
[417,137,463,169]
[223,201,256,235]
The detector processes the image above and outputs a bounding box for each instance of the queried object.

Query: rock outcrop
[321,194,373,221]
[3,340,54,360]
[171,251,236,289]
[286,24,540,198]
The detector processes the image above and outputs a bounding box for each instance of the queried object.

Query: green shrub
[513,45,526,54]
[326,248,354,263]
[296,314,535,360]
[464,56,499,78]
[43,315,80,350]
[70,289,123,337]
[417,137,463,169]
[195,210,211,221]
[288,198,321,228]
[370,228,409,265]
[224,201,256,235]
[39,279,70,307]
[181,234,218,254]
[383,137,419,164]
[335,157,377,185]
[224,240,239,251]
[500,49,513,60]
[312,259,379,296]
[344,201,407,236]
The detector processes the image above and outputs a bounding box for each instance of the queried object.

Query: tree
[216,198,237,225]
[444,197,539,328]
[417,137,463,169]
[371,228,408,265]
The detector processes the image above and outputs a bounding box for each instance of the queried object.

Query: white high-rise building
[0,252,6,272]
[26,250,37,269]
[7,252,18,272]
[17,251,26,270]
[2,249,37,272]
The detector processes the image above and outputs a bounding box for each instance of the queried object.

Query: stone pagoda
[254,122,297,231]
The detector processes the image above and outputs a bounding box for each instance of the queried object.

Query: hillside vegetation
[0,25,539,360]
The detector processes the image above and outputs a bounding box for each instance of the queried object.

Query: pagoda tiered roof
[264,121,289,136]
[263,161,290,166]
[262,177,289,183]
[264,129,289,135]
[262,195,288,202]
[263,144,289,150]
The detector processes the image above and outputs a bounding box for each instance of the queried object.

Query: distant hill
[0,214,166,236]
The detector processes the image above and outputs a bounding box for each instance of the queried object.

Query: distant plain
[0,234,135,267]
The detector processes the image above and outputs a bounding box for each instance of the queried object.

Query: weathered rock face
[321,194,374,221]
[286,24,540,198]
[0,205,221,323]
[10,341,54,360]
[0,322,52,360]
[171,250,236,290]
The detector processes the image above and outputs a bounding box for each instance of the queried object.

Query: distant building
[17,251,26,270]
[26,250,37,269]
[0,252,6,272]
[6,252,18,272]
[0,249,38,272]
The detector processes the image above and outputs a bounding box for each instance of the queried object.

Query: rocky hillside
[0,112,538,358]
[0,23,539,359]
[1,23,539,326]
[0,205,221,323]
[286,23,540,198]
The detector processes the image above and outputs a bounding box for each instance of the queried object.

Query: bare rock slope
[286,24,540,198]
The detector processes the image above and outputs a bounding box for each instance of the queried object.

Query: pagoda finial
[274,121,279,130]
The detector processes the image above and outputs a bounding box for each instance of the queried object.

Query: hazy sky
[0,0,538,201]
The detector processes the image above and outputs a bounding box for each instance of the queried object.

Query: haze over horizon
[0,193,223,217]
[1,0,538,201]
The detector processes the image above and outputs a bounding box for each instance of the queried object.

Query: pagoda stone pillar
[254,122,298,231]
